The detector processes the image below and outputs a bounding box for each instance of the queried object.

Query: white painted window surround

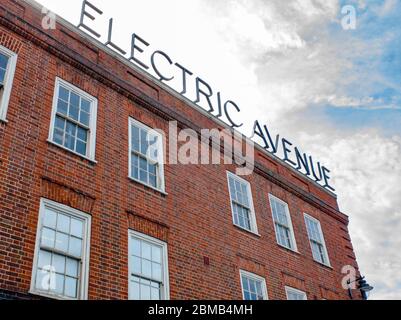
[30,198,91,300]
[128,230,169,300]
[0,45,17,122]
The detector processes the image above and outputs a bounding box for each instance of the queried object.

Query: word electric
[78,0,242,128]
[77,0,335,192]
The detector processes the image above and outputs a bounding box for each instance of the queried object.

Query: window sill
[29,289,80,301]
[0,117,8,124]
[314,260,333,270]
[47,140,97,164]
[128,176,168,196]
[233,224,261,238]
[277,243,301,256]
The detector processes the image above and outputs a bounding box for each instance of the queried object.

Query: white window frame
[304,213,331,267]
[48,77,98,162]
[239,270,268,300]
[128,230,170,300]
[29,198,91,300]
[285,286,307,300]
[268,194,298,252]
[0,45,18,122]
[128,117,166,193]
[227,171,259,235]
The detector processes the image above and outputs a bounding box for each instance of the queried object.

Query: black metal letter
[175,63,193,95]
[194,77,214,113]
[129,34,150,70]
[263,124,280,154]
[78,0,103,38]
[105,18,127,55]
[309,156,323,182]
[295,147,310,175]
[251,120,269,150]
[282,138,297,166]
[151,50,174,82]
[224,100,243,128]
[322,166,335,192]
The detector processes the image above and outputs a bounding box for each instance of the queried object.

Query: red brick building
[0,0,362,300]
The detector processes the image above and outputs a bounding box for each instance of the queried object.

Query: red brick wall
[0,0,361,300]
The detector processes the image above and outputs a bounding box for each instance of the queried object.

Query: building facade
[0,0,362,300]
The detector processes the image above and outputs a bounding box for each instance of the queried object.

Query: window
[30,199,91,300]
[285,286,307,300]
[0,45,17,121]
[240,270,268,300]
[304,214,330,266]
[227,172,258,233]
[49,78,97,160]
[129,118,165,191]
[269,194,297,251]
[128,231,169,300]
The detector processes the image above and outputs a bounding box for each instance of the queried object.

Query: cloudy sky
[36,0,401,299]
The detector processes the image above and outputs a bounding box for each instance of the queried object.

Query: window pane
[70,219,83,238]
[38,250,52,269]
[41,228,55,248]
[132,126,140,152]
[65,122,77,137]
[151,287,160,300]
[76,140,87,156]
[130,280,140,300]
[142,259,152,278]
[77,127,87,141]
[228,177,236,201]
[140,129,148,155]
[65,134,76,151]
[35,269,49,291]
[140,283,151,300]
[55,232,69,253]
[149,174,157,188]
[53,128,64,145]
[43,209,57,229]
[249,279,256,294]
[52,253,66,274]
[142,242,151,260]
[55,116,65,130]
[132,239,141,256]
[81,98,90,112]
[69,105,79,121]
[54,273,64,295]
[70,92,80,107]
[242,277,249,292]
[69,237,82,257]
[131,154,139,180]
[139,157,148,171]
[132,256,141,275]
[80,111,90,126]
[65,277,77,298]
[139,170,147,183]
[66,258,79,278]
[0,53,8,70]
[58,86,69,102]
[149,163,157,176]
[152,262,162,281]
[57,214,70,233]
[57,99,68,115]
[152,246,161,263]
[0,69,5,85]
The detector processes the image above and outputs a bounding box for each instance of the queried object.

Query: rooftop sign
[77,0,335,192]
